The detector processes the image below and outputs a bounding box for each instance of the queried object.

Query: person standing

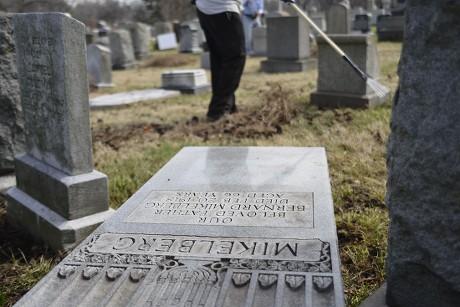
[242,0,264,54]
[194,0,246,122]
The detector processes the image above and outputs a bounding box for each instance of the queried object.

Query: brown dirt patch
[142,53,197,68]
[91,83,299,148]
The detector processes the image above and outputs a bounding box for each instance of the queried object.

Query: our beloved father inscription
[125,191,314,227]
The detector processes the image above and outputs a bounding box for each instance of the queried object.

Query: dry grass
[1,39,402,306]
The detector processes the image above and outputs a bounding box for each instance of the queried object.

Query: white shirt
[196,0,242,15]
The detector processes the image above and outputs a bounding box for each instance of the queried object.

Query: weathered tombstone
[7,13,113,250]
[0,13,25,175]
[87,43,115,88]
[119,22,151,60]
[309,11,327,34]
[179,22,202,53]
[161,69,211,94]
[95,20,110,46]
[353,13,371,33]
[385,1,460,306]
[310,34,384,108]
[13,147,345,306]
[326,1,352,34]
[157,32,177,50]
[200,51,210,70]
[109,29,137,70]
[261,16,317,73]
[251,26,267,57]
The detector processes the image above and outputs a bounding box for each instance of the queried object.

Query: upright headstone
[7,13,113,250]
[119,22,151,60]
[179,22,202,53]
[95,20,110,46]
[261,16,317,73]
[200,51,211,70]
[386,1,460,306]
[251,26,267,57]
[157,32,177,50]
[326,1,352,34]
[13,147,345,307]
[309,11,327,34]
[109,29,137,70]
[87,43,115,88]
[310,34,384,108]
[353,13,371,33]
[0,13,25,175]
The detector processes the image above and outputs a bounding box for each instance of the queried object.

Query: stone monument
[179,22,202,53]
[310,34,384,108]
[261,16,317,73]
[87,43,115,88]
[161,69,211,94]
[109,29,137,70]
[119,22,151,60]
[0,13,25,175]
[251,26,267,57]
[385,1,460,306]
[13,147,345,306]
[7,13,113,250]
[326,1,352,34]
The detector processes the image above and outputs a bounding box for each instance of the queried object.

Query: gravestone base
[260,58,317,73]
[92,82,115,88]
[6,154,113,250]
[162,84,211,94]
[7,189,114,250]
[310,91,382,108]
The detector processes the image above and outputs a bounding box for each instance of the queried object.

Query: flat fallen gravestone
[16,147,345,307]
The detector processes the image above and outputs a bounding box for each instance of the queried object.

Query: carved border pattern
[67,236,331,273]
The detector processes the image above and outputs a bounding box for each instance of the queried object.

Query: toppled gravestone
[386,1,460,306]
[0,13,25,175]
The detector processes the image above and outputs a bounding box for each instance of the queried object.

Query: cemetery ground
[0,40,401,307]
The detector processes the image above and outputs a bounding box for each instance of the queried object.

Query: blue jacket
[242,0,264,16]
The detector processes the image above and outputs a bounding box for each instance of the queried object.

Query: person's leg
[242,14,252,54]
[197,10,246,120]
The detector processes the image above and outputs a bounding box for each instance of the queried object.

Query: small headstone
[0,13,25,175]
[386,1,460,306]
[87,43,115,88]
[310,34,385,108]
[179,22,202,53]
[7,12,113,250]
[200,51,210,70]
[326,1,352,34]
[157,32,177,50]
[95,20,110,46]
[161,69,211,94]
[261,16,317,73]
[309,11,327,34]
[118,22,151,60]
[353,13,371,33]
[109,29,137,70]
[13,147,345,306]
[376,14,404,41]
[251,26,267,57]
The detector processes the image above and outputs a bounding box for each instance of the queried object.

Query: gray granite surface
[89,89,180,109]
[15,147,345,306]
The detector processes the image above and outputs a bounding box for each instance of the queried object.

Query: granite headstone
[119,22,151,60]
[326,1,352,34]
[87,43,115,88]
[261,16,317,73]
[13,146,345,306]
[161,69,211,94]
[7,13,113,250]
[385,1,460,306]
[251,26,267,57]
[109,29,137,70]
[179,22,202,53]
[0,13,25,175]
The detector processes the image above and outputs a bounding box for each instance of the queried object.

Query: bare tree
[0,0,70,13]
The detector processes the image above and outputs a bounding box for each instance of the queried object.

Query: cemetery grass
[0,42,401,307]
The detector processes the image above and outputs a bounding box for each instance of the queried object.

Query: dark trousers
[196,9,246,119]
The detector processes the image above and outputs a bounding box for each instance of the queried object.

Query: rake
[285,0,390,100]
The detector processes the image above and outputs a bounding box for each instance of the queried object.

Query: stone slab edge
[310,91,386,108]
[260,58,317,73]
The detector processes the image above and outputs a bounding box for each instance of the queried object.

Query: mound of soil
[91,83,299,149]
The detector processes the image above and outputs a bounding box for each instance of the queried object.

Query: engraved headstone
[161,69,211,94]
[326,1,352,34]
[87,43,115,88]
[261,16,317,73]
[6,13,113,250]
[109,29,137,70]
[13,147,345,306]
[310,34,386,108]
[0,13,25,175]
[386,1,460,306]
[118,22,151,60]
